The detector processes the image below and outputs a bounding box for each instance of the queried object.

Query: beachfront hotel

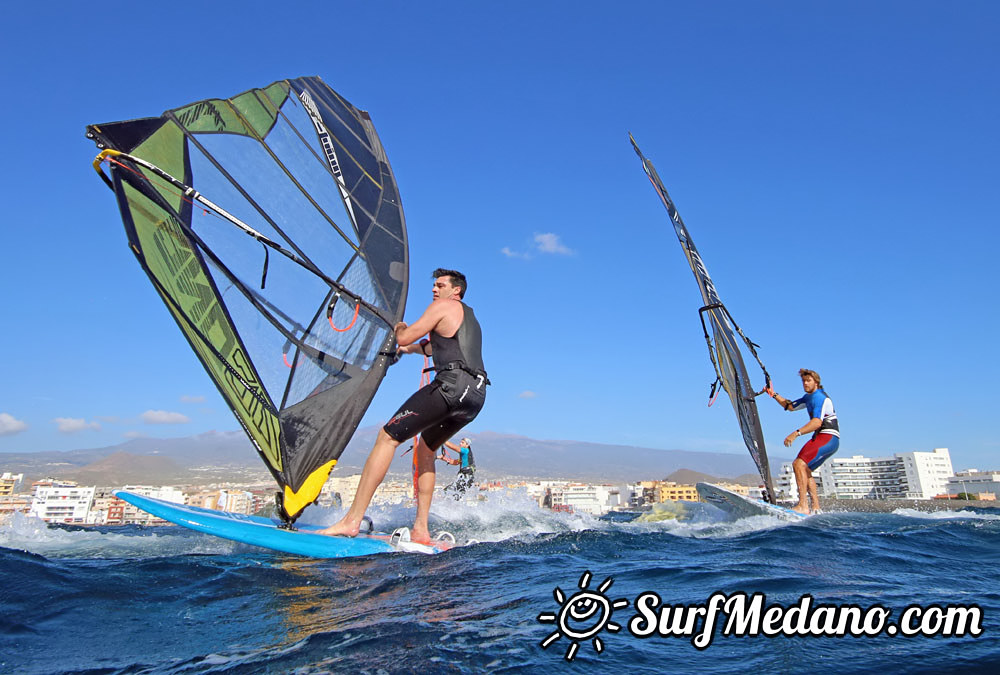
[778,448,955,500]
[28,480,97,524]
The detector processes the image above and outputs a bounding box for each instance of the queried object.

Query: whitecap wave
[890,507,1000,521]
[0,511,237,558]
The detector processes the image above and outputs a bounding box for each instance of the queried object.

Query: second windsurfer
[766,369,839,515]
[439,437,476,498]
[318,269,488,544]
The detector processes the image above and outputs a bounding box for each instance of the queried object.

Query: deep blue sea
[2,490,998,674]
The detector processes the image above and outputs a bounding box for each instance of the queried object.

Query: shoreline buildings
[4,445,995,525]
[946,470,1000,500]
[778,448,954,500]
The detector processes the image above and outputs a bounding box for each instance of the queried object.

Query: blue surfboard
[696,482,808,521]
[114,490,454,558]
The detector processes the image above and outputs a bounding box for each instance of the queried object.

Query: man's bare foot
[792,504,810,515]
[316,518,362,537]
[410,527,432,546]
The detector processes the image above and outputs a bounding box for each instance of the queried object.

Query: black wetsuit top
[429,302,487,379]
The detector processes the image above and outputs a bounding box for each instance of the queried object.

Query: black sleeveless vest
[429,302,487,377]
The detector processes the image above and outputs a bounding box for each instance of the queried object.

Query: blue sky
[2,1,998,470]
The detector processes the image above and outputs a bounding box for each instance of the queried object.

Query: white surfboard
[696,482,809,521]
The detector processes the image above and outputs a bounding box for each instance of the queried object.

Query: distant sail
[630,135,775,503]
[88,77,408,523]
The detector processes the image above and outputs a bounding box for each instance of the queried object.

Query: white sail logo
[299,90,356,224]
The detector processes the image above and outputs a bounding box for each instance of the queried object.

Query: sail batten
[630,135,775,503]
[89,77,408,522]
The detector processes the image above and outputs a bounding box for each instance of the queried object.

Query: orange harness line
[328,301,360,332]
[282,352,304,368]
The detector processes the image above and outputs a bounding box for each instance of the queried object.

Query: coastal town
[1,446,996,526]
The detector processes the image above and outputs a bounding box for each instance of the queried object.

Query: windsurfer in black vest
[318,269,488,544]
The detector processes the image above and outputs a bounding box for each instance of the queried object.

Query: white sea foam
[299,485,608,544]
[0,510,237,558]
[890,507,1000,521]
[8,486,935,561]
[301,486,812,546]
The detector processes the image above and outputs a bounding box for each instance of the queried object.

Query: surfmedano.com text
[628,592,983,649]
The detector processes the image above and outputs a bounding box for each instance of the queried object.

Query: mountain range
[0,427,787,487]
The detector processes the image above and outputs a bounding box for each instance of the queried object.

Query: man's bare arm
[395,302,446,346]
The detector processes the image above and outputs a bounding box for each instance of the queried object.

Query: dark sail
[87,77,408,522]
[630,134,775,503]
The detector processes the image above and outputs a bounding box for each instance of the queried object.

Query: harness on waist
[422,360,491,385]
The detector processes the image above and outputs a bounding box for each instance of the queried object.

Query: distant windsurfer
[439,437,476,497]
[318,269,488,544]
[766,369,839,515]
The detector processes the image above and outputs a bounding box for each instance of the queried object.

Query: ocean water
[2,490,998,674]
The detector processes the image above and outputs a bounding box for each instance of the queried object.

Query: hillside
[0,428,790,486]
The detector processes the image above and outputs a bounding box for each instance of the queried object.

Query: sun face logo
[537,571,629,661]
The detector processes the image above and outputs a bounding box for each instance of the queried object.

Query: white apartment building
[29,481,96,524]
[546,483,626,515]
[1,472,24,496]
[778,448,953,501]
[899,448,954,499]
[321,474,363,508]
[116,485,185,525]
[217,489,253,514]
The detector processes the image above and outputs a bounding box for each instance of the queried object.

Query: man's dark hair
[433,268,467,299]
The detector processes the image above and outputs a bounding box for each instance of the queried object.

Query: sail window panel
[344,172,381,245]
[189,131,358,277]
[286,305,389,404]
[200,251,323,410]
[315,302,384,369]
[319,258,387,365]
[288,321,388,403]
[183,142,342,365]
[281,267,386,404]
[359,224,406,313]
[338,254,380,313]
[285,339,352,407]
[288,259,388,397]
[368,174,405,248]
[184,136,352,319]
[375,164,404,232]
[263,95,361,248]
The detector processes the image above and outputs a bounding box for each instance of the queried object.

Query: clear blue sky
[2,1,998,470]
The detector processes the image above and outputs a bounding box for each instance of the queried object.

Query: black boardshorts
[383,370,486,450]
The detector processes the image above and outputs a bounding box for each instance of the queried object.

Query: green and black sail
[630,135,775,503]
[88,77,408,523]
